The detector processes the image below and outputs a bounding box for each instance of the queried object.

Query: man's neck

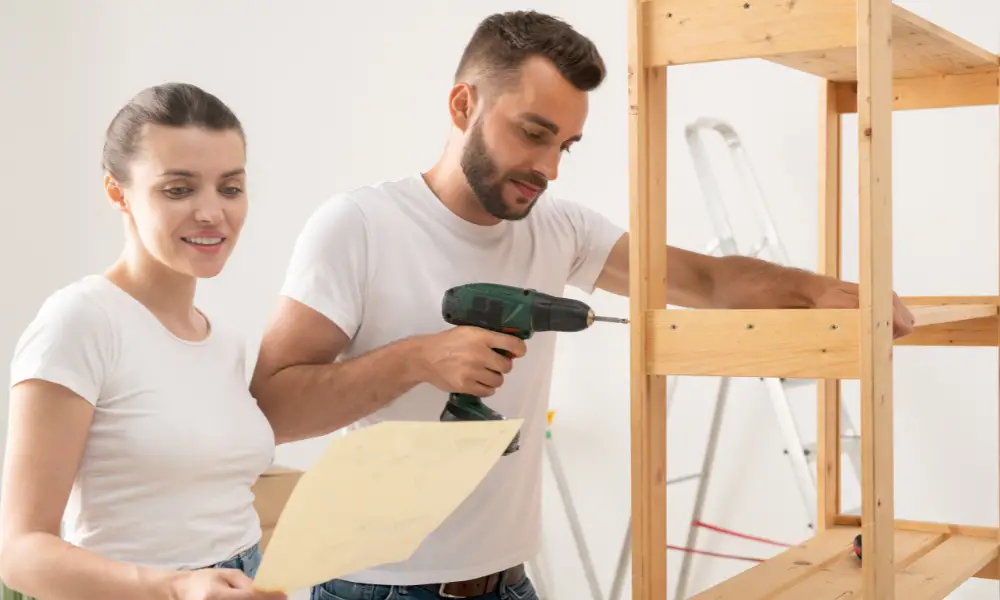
[422,156,502,227]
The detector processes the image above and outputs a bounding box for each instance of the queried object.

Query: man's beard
[460,119,545,221]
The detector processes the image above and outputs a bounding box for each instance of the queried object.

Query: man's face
[460,56,588,221]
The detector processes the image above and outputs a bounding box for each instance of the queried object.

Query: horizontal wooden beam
[646,308,860,379]
[645,299,998,377]
[643,0,854,68]
[835,71,1000,113]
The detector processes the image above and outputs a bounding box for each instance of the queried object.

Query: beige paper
[252,419,523,592]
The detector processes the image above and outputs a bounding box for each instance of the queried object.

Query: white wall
[1,1,998,598]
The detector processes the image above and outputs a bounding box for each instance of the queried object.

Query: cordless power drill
[438,282,629,455]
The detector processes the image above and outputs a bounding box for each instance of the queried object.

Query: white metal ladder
[606,118,864,600]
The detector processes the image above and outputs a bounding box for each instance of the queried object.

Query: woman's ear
[103,174,128,212]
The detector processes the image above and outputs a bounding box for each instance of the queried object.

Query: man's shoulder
[320,174,423,211]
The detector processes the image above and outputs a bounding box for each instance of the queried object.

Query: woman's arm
[0,379,177,600]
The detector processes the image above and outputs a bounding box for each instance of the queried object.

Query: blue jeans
[310,569,538,600]
[208,542,262,579]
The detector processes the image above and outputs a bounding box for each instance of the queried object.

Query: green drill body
[439,282,627,455]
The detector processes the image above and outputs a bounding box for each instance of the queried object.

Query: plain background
[1,0,999,598]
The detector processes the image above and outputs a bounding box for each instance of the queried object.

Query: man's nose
[536,149,560,182]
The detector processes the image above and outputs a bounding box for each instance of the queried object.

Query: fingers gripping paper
[252,419,523,592]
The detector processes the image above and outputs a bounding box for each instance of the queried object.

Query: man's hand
[414,327,528,398]
[809,278,916,339]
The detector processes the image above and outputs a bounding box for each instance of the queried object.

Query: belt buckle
[438,583,468,599]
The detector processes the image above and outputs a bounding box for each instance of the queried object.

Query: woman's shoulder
[29,275,119,332]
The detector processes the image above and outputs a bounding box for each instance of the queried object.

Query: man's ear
[448,82,477,132]
[104,174,128,212]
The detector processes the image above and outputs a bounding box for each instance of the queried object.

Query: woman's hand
[166,569,286,600]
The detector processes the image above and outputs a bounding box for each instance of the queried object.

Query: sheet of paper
[252,418,523,592]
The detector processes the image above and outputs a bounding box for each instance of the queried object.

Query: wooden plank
[895,536,1000,599]
[817,78,843,532]
[995,61,1000,588]
[770,530,943,599]
[857,0,895,597]
[627,0,667,598]
[766,6,997,81]
[835,515,999,540]
[892,6,998,75]
[908,303,997,326]
[643,0,855,67]
[646,309,860,379]
[896,296,1000,346]
[642,1,997,79]
[835,71,1000,113]
[687,528,859,600]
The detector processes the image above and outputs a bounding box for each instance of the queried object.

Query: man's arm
[594,233,826,309]
[250,298,426,444]
[595,233,914,335]
[250,298,527,444]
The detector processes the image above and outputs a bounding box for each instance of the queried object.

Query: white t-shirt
[8,274,277,571]
[280,174,624,584]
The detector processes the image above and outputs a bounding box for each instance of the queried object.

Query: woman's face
[107,124,248,279]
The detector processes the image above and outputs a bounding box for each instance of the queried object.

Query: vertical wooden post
[817,79,843,532]
[627,1,667,599]
[996,63,1000,571]
[857,0,895,597]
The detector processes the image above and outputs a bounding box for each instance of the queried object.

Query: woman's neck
[105,242,207,341]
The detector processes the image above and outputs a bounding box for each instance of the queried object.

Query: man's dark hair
[454,11,606,95]
[101,82,245,185]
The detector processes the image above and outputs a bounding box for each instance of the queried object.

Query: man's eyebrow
[521,113,583,143]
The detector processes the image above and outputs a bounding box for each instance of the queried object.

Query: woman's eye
[164,187,192,198]
[221,186,243,196]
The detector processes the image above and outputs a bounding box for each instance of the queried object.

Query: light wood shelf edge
[686,526,1000,600]
[642,0,997,81]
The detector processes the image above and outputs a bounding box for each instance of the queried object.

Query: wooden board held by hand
[252,419,523,592]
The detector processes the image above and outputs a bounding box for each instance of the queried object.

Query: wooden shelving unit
[626,1,1000,598]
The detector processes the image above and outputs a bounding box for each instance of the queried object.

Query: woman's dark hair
[101,82,245,184]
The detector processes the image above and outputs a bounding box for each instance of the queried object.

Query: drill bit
[593,315,630,324]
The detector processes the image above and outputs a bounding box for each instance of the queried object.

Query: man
[251,10,915,600]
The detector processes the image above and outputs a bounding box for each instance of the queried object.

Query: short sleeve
[9,288,115,406]
[558,200,627,294]
[280,194,370,339]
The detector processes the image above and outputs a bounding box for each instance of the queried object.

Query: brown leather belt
[419,563,525,598]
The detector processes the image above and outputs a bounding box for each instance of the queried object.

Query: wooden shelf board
[645,302,996,377]
[908,303,997,327]
[766,5,997,81]
[688,526,1000,600]
[643,1,997,81]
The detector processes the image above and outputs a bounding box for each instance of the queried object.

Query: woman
[0,83,285,600]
